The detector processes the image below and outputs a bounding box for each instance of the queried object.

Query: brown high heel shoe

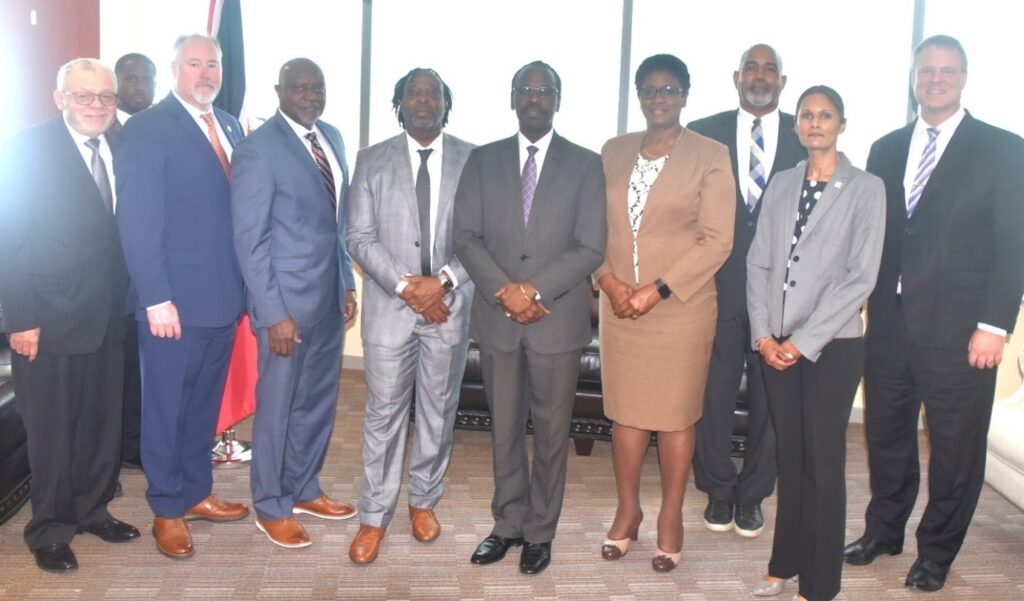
[601,527,639,560]
[652,547,682,572]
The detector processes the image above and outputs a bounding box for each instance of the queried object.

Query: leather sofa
[986,344,1024,511]
[454,290,750,456]
[0,334,31,525]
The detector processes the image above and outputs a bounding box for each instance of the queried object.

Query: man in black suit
[112,52,156,472]
[844,35,1024,592]
[687,44,805,538]
[0,58,139,572]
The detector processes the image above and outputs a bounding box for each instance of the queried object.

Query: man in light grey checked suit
[346,68,475,564]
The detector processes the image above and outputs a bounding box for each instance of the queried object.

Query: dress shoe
[184,495,250,522]
[519,541,551,575]
[152,517,193,559]
[601,521,640,560]
[753,575,797,597]
[703,498,733,532]
[80,517,141,543]
[905,557,949,592]
[255,517,311,549]
[470,534,524,564]
[349,524,386,564]
[409,506,441,542]
[843,534,902,566]
[33,543,78,572]
[735,503,765,538]
[652,547,682,573]
[293,495,356,520]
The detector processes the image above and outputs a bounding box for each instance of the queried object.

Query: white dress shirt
[736,108,780,205]
[518,128,554,180]
[64,118,116,212]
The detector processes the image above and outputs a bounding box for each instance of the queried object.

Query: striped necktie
[522,145,538,225]
[305,132,337,211]
[748,118,766,212]
[906,127,940,217]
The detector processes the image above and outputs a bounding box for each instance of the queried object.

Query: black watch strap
[655,278,672,300]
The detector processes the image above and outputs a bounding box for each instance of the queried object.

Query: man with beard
[232,58,358,549]
[116,34,249,560]
[346,68,474,563]
[687,44,805,538]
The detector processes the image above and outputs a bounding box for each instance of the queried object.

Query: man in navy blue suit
[231,58,358,549]
[116,34,249,560]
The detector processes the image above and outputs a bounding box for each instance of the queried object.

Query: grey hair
[738,44,784,75]
[172,34,223,62]
[55,58,117,92]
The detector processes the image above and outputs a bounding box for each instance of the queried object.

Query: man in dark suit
[346,68,475,564]
[112,51,156,472]
[0,58,139,572]
[844,35,1024,592]
[116,34,249,560]
[688,44,805,537]
[231,58,358,549]
[454,61,606,575]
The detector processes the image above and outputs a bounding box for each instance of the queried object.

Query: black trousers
[764,337,863,601]
[862,306,996,567]
[12,336,124,550]
[120,316,142,465]
[693,313,776,504]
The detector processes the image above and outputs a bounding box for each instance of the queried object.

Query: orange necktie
[200,113,231,179]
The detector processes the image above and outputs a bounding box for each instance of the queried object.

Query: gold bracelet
[518,283,533,303]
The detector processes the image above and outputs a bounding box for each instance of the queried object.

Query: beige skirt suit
[595,130,736,431]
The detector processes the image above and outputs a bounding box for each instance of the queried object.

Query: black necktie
[85,137,113,213]
[416,148,433,275]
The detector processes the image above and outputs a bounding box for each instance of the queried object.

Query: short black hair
[114,52,156,75]
[511,61,561,94]
[796,85,846,123]
[913,34,968,72]
[635,54,690,93]
[392,68,453,129]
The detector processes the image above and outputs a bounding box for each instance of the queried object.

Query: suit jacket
[865,113,1024,349]
[0,117,129,353]
[347,132,475,347]
[231,112,354,329]
[747,154,886,362]
[688,110,806,319]
[115,93,245,328]
[453,132,606,354]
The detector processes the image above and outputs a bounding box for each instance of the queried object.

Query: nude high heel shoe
[601,526,639,560]
[651,547,682,572]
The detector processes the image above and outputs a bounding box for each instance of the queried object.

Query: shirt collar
[738,107,780,127]
[62,116,109,147]
[406,131,443,153]
[172,89,214,121]
[518,128,554,154]
[914,106,966,136]
[278,109,322,140]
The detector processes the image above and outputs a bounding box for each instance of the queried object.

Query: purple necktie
[906,127,940,217]
[522,145,538,225]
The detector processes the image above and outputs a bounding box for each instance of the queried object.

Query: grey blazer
[346,132,475,348]
[746,153,885,362]
[453,133,606,354]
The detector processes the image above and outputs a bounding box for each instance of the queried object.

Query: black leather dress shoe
[520,541,551,575]
[905,557,949,592]
[81,518,141,543]
[471,534,524,564]
[33,543,78,572]
[843,534,903,566]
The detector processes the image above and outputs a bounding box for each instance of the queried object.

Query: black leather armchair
[0,334,31,525]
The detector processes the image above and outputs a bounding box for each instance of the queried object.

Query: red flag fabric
[216,314,258,432]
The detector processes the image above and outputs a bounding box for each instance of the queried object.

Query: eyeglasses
[514,86,559,98]
[638,85,685,99]
[63,91,118,106]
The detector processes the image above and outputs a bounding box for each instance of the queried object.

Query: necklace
[639,127,685,161]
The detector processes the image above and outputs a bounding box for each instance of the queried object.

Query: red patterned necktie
[305,132,337,210]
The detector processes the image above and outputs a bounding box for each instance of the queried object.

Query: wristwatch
[438,272,454,293]
[655,278,672,300]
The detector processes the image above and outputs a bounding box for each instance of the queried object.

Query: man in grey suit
[454,61,606,575]
[231,58,358,549]
[345,68,475,564]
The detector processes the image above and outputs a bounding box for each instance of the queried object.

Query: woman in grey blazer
[746,86,885,601]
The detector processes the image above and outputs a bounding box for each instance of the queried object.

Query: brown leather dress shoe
[153,518,193,559]
[349,524,386,564]
[409,506,441,542]
[184,495,250,522]
[293,495,356,520]
[255,517,312,548]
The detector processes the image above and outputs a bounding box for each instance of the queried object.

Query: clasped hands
[400,275,450,325]
[495,281,549,325]
[758,337,802,371]
[598,273,661,320]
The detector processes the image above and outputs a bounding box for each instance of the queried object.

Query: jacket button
[789,280,797,287]
[793,255,800,262]
[520,254,528,261]
[747,220,755,227]
[905,228,915,236]
[414,241,420,247]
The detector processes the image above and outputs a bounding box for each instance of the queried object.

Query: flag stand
[212,428,251,468]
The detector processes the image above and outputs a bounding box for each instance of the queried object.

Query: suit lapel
[911,113,973,220]
[52,120,110,219]
[387,134,421,232]
[798,154,852,242]
[273,115,326,199]
[499,136,526,239]
[213,108,242,147]
[726,111,742,205]
[526,133,563,238]
[436,134,465,247]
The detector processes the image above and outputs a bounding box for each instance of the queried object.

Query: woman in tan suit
[596,54,735,572]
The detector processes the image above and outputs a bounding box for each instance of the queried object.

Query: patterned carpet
[1,368,1022,600]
